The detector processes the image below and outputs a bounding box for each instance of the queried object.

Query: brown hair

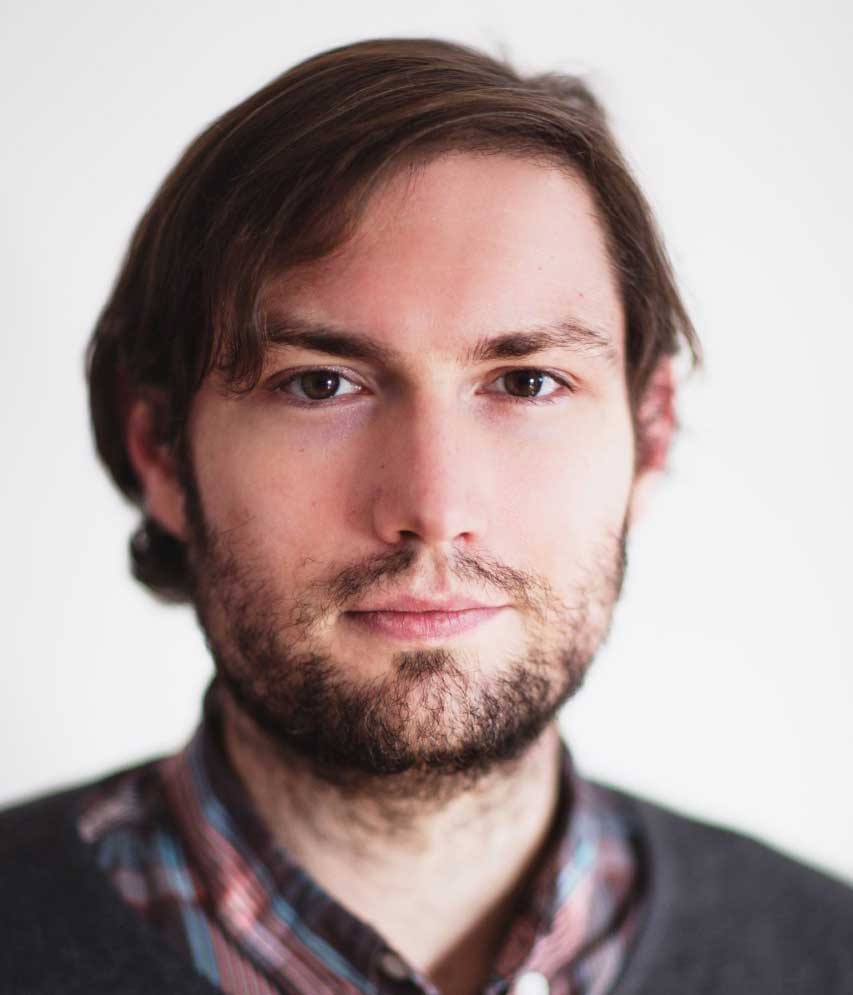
[86,37,700,602]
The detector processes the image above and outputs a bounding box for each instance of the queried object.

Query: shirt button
[512,971,550,995]
[377,949,411,981]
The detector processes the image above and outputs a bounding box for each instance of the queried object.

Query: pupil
[302,371,339,400]
[507,369,544,397]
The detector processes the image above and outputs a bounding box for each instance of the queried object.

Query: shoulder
[596,782,853,994]
[620,784,853,915]
[0,761,164,918]
[0,763,191,995]
[0,758,164,858]
[0,779,92,860]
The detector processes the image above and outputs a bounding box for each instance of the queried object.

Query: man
[1,36,851,995]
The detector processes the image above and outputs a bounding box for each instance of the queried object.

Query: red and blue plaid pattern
[79,685,644,995]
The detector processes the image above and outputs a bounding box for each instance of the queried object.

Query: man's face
[182,154,637,786]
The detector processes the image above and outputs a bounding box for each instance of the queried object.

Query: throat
[219,692,565,986]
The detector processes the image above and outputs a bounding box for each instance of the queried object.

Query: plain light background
[2,0,851,882]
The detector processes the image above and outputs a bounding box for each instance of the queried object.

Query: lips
[344,605,506,640]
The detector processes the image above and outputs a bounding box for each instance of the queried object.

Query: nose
[369,394,489,549]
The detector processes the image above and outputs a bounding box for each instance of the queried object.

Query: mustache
[312,544,552,620]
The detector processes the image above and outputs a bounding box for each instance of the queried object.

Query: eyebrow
[261,313,618,367]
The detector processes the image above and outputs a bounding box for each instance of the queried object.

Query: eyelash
[270,367,575,407]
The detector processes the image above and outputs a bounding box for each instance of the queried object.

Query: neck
[220,691,564,995]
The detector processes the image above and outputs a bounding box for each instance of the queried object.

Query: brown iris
[298,371,342,400]
[503,369,546,397]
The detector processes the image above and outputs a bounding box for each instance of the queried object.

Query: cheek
[192,422,350,569]
[505,413,635,571]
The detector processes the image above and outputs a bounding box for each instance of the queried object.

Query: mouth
[343,606,506,641]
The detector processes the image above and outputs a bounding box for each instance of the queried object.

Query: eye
[484,368,573,403]
[274,368,363,403]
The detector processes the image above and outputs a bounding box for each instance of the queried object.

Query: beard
[180,449,628,794]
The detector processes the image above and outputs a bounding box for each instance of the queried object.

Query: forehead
[262,153,624,363]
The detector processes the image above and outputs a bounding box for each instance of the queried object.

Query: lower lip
[344,607,505,641]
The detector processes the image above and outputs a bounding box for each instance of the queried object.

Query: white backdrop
[2,0,851,882]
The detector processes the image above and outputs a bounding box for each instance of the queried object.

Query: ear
[628,358,676,527]
[125,395,188,541]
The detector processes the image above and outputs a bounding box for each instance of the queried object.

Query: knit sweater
[1,778,852,994]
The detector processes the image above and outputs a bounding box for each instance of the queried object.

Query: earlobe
[628,359,676,527]
[125,397,188,541]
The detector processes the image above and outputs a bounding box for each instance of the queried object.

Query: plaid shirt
[78,685,644,995]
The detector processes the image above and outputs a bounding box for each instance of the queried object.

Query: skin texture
[127,153,674,995]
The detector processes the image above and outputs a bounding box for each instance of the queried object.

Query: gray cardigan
[1,778,852,994]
